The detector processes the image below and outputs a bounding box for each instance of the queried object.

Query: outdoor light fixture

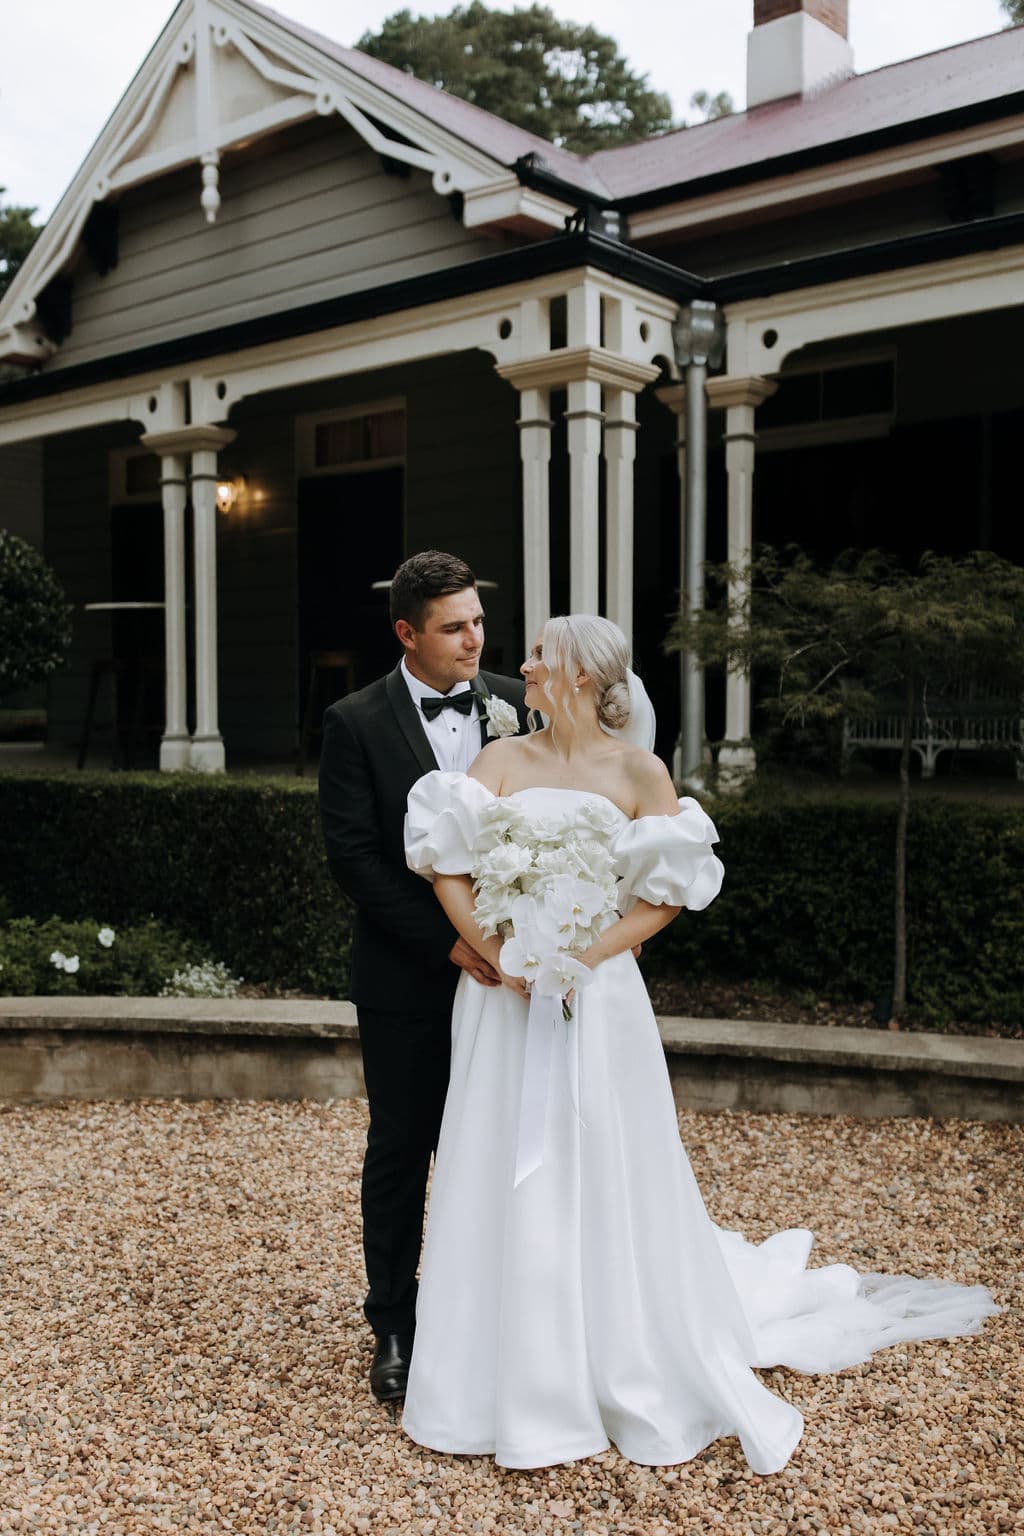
[215,475,246,512]
[671,299,727,370]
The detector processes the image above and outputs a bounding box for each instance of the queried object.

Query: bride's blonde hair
[538,614,631,731]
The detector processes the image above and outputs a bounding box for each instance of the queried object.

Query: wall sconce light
[215,475,246,513]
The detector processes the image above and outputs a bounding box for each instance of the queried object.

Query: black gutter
[713,209,1024,302]
[513,91,1024,216]
[0,234,705,409]
[1,213,1021,410]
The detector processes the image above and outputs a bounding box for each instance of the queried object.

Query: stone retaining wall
[1,999,1021,1121]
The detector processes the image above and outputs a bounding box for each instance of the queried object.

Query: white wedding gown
[401,772,999,1474]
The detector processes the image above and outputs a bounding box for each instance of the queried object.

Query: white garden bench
[842,682,1024,780]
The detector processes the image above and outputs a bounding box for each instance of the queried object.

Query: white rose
[479,842,534,886]
[50,950,66,967]
[63,956,80,974]
[97,927,116,948]
[483,696,520,739]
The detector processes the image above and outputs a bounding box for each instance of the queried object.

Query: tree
[357,3,674,152]
[667,546,1024,1025]
[1001,0,1024,24]
[0,191,42,303]
[0,530,73,699]
[689,89,734,122]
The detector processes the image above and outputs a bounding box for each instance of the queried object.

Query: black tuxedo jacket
[319,665,529,1012]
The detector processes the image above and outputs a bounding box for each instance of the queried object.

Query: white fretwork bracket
[0,0,528,360]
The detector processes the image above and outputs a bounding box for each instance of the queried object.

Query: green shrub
[0,771,350,997]
[641,789,1024,1028]
[0,530,73,697]
[0,772,1020,1024]
[0,915,203,996]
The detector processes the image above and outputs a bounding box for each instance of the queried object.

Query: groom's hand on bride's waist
[449,937,501,987]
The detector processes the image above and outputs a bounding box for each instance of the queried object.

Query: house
[1,0,1021,776]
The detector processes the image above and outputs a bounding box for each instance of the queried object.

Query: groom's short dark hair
[390,550,477,630]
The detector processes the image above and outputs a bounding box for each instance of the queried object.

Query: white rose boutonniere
[482,695,520,739]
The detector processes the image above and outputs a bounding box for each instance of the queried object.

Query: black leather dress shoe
[369,1333,412,1402]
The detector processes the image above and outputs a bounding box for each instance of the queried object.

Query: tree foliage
[668,546,1024,1022]
[0,190,42,302]
[0,530,73,698]
[1001,0,1024,25]
[357,2,674,152]
[689,89,734,123]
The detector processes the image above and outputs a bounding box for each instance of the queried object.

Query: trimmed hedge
[1,771,1021,1024]
[1,771,350,998]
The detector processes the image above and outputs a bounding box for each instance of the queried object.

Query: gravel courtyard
[0,1099,1019,1536]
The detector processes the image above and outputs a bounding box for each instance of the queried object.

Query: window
[756,355,896,451]
[298,401,407,476]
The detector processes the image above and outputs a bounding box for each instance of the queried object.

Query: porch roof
[2,209,1024,414]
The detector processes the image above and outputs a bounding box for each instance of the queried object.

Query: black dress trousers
[356,1000,455,1340]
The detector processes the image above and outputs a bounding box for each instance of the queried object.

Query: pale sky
[0,0,1012,219]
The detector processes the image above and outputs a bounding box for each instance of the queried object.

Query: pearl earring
[573,685,580,694]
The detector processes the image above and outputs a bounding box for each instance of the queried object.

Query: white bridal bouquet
[470,797,622,1008]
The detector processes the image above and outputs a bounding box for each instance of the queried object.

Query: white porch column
[498,333,657,636]
[515,297,552,649]
[566,283,602,614]
[518,385,552,648]
[603,387,638,643]
[707,376,778,789]
[158,454,189,770]
[189,426,236,773]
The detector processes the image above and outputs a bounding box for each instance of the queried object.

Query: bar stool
[77,602,165,769]
[298,649,358,774]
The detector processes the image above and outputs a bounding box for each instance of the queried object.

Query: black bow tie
[420,692,477,722]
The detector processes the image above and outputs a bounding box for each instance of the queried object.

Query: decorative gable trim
[0,0,547,365]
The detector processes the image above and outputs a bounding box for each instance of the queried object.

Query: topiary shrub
[0,529,73,698]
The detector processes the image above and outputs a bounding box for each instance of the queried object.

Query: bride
[401,613,998,1474]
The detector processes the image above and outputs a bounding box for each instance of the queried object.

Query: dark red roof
[590,26,1024,203]
[241,4,1024,208]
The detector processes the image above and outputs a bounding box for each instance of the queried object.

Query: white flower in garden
[97,927,115,948]
[63,956,80,974]
[158,960,243,999]
[50,950,66,968]
[482,696,520,739]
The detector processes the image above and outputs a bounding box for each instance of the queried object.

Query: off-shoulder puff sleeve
[612,796,724,912]
[405,770,492,880]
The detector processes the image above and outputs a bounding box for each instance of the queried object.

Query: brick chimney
[748,0,854,109]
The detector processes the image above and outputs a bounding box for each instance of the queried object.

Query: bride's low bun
[598,679,631,731]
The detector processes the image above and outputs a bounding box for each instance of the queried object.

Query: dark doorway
[297,466,404,717]
[108,501,164,764]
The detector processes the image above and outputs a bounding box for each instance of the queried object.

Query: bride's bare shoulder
[621,747,680,816]
[469,733,535,792]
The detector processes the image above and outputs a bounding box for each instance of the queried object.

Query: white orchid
[97,927,116,948]
[471,797,621,1011]
[533,950,597,999]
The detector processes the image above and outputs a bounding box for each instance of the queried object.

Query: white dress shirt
[401,656,483,774]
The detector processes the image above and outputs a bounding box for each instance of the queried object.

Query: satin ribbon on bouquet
[513,987,584,1188]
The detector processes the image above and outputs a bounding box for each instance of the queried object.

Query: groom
[318,549,528,1403]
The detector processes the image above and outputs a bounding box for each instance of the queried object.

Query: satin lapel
[385,666,439,776]
[471,675,491,751]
